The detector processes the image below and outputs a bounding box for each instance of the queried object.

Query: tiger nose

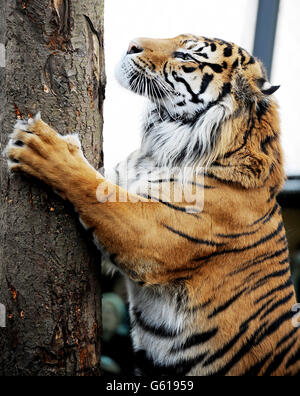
[127,41,144,55]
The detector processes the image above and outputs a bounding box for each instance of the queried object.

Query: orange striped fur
[5,35,300,376]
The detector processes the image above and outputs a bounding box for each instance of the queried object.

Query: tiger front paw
[4,113,85,195]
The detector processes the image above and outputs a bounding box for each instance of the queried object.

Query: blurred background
[101,0,300,375]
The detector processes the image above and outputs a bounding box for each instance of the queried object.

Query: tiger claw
[27,112,41,126]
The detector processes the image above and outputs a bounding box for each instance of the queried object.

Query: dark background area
[279,178,300,297]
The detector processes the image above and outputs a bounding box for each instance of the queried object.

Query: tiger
[4,34,300,376]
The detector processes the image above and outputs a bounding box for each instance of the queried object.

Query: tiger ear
[257,78,280,96]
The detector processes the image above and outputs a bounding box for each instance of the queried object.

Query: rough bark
[0,0,105,376]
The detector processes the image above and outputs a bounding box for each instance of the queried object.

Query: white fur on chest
[126,279,189,365]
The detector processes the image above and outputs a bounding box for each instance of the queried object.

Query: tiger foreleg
[4,115,214,284]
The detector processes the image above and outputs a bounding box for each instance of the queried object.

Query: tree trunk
[0,0,105,376]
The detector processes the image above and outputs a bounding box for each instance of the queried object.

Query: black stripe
[199,62,224,73]
[232,58,239,70]
[224,116,255,159]
[188,299,213,313]
[246,56,255,66]
[277,235,287,244]
[195,53,209,60]
[260,292,294,321]
[214,38,232,46]
[241,298,275,330]
[286,345,300,370]
[172,71,203,104]
[262,338,297,376]
[239,48,246,65]
[147,178,177,183]
[256,100,270,121]
[203,172,236,186]
[173,232,287,275]
[216,228,260,239]
[141,194,199,216]
[204,298,274,370]
[170,328,218,353]
[262,202,280,224]
[267,185,279,203]
[200,73,214,94]
[135,349,207,376]
[172,275,192,284]
[250,267,291,293]
[163,62,175,90]
[194,46,209,57]
[244,163,262,178]
[147,178,216,189]
[261,135,277,155]
[279,258,290,266]
[203,326,248,368]
[132,309,182,338]
[148,60,156,71]
[164,225,224,247]
[181,82,232,127]
[208,323,267,376]
[207,288,247,319]
[276,328,299,349]
[229,253,267,276]
[255,277,293,305]
[230,247,289,277]
[243,353,272,376]
[249,205,273,226]
[210,43,217,52]
[182,66,197,73]
[224,46,233,57]
[255,310,295,346]
[242,269,262,285]
[193,221,285,264]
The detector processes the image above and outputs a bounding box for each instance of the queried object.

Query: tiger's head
[116,35,283,188]
[117,34,279,119]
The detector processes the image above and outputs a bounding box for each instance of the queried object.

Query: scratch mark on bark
[48,0,73,51]
[42,54,71,97]
[84,15,106,113]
